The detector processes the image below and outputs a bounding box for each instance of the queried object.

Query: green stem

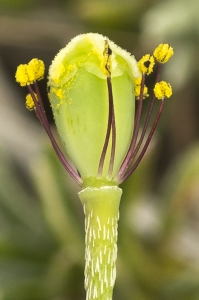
[78,186,122,300]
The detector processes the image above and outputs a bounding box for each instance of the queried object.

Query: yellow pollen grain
[54,88,64,109]
[154,81,172,99]
[66,76,75,91]
[134,76,149,99]
[56,99,63,109]
[52,63,65,84]
[135,84,149,99]
[15,64,30,86]
[55,88,63,99]
[67,64,75,71]
[28,59,45,81]
[25,92,38,110]
[153,44,174,63]
[134,77,142,86]
[15,59,45,86]
[138,54,155,75]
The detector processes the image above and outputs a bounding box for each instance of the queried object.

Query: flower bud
[48,33,140,183]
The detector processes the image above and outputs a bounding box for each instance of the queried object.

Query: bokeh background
[1,0,199,299]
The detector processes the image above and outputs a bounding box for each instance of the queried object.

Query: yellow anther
[135,84,149,99]
[154,81,172,99]
[134,77,149,99]
[25,93,38,110]
[134,77,142,86]
[134,76,149,99]
[28,59,45,81]
[153,44,174,63]
[15,59,45,86]
[15,64,31,86]
[138,54,155,75]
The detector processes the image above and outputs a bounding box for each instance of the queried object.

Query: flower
[15,34,174,300]
[15,34,174,187]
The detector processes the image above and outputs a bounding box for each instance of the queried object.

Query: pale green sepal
[78,186,122,300]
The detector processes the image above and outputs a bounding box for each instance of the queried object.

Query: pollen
[153,44,174,63]
[135,85,149,99]
[134,77,149,99]
[55,88,63,99]
[134,77,142,86]
[15,59,45,86]
[154,81,172,99]
[28,59,45,81]
[138,54,155,75]
[15,64,32,86]
[25,93,38,110]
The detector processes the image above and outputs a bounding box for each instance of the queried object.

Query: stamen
[15,59,45,86]
[116,59,171,183]
[116,74,145,179]
[25,93,37,110]
[138,55,155,75]
[27,84,82,186]
[153,44,174,64]
[97,78,115,178]
[103,40,112,76]
[98,40,116,178]
[122,63,163,171]
[130,93,156,164]
[15,38,173,187]
[119,99,164,183]
[135,77,149,99]
[34,81,49,125]
[154,81,172,99]
[107,77,116,178]
[15,64,33,86]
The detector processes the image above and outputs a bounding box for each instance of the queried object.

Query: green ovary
[49,67,135,182]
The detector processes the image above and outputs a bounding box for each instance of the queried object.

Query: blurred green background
[1,0,199,299]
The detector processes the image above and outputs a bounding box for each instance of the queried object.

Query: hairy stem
[78,186,122,300]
